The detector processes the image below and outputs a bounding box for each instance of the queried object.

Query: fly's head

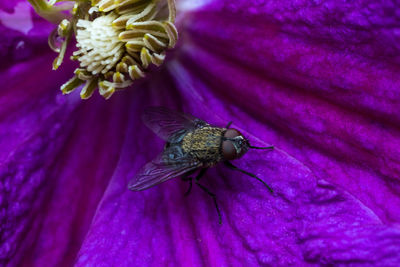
[222,129,250,160]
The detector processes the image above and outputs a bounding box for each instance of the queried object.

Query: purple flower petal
[0,1,54,69]
[0,54,134,266]
[75,74,400,265]
[1,0,400,266]
[0,10,132,265]
[179,0,400,224]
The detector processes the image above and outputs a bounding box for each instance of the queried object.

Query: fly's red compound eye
[222,129,243,160]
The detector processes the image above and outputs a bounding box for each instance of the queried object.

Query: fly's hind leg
[182,168,221,224]
[182,168,208,196]
[195,181,222,225]
[225,121,233,129]
[195,168,208,181]
[181,169,196,196]
[182,177,193,196]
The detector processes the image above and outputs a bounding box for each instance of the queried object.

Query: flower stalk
[28,0,73,23]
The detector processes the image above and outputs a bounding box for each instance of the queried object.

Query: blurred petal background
[1,0,400,266]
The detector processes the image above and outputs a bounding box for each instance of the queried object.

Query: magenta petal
[178,0,400,225]
[76,0,400,265]
[2,0,400,266]
[0,13,131,264]
[0,2,54,68]
[0,52,133,265]
[75,71,400,265]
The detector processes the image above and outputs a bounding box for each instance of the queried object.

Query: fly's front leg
[224,161,274,194]
[225,121,233,129]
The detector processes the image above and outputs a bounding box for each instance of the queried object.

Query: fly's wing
[128,146,202,191]
[142,107,208,140]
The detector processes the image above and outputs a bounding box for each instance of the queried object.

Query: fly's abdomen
[181,127,224,166]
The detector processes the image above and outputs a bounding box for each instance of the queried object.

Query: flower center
[31,0,178,99]
[75,13,124,76]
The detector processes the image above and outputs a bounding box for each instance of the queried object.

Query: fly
[129,107,274,224]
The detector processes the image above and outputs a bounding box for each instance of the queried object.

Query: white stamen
[75,13,124,76]
[39,0,178,99]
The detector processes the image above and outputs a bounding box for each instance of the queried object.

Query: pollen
[31,0,178,99]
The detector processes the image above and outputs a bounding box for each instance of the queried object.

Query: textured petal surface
[179,0,400,225]
[0,51,130,267]
[0,4,128,266]
[76,0,400,265]
[1,0,400,266]
[0,1,53,70]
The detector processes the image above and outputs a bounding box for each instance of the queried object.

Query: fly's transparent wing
[142,107,208,140]
[128,146,202,191]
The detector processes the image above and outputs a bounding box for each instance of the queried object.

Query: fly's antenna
[248,145,274,150]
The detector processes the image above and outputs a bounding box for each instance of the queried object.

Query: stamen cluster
[43,0,178,99]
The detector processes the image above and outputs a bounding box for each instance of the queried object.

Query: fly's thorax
[181,127,225,165]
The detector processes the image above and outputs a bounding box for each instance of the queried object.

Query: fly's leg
[195,181,222,225]
[181,169,196,196]
[182,168,221,224]
[224,161,274,194]
[182,177,193,196]
[195,168,208,181]
[182,168,208,196]
[225,121,233,129]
